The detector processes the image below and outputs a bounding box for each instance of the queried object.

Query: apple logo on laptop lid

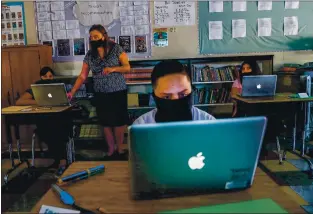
[188,152,205,170]
[48,93,52,98]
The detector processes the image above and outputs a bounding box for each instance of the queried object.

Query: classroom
[1,0,313,213]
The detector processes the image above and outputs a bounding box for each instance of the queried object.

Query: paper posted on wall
[284,16,298,36]
[258,18,272,37]
[232,19,246,38]
[208,21,223,40]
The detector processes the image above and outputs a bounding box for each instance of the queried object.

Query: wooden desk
[1,105,74,185]
[233,93,313,104]
[233,93,313,174]
[32,161,305,213]
[1,106,72,115]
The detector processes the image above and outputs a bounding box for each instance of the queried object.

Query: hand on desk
[67,92,73,101]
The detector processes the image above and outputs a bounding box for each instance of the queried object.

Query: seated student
[16,66,55,105]
[231,61,261,117]
[16,67,71,174]
[133,60,215,125]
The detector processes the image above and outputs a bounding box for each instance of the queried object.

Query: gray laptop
[241,75,277,97]
[31,83,70,107]
[129,116,267,200]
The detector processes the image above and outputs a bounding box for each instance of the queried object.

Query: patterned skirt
[94,90,129,127]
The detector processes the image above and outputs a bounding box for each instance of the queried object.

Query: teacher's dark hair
[40,66,55,77]
[151,60,191,88]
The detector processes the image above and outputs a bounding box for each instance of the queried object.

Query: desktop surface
[31,161,305,213]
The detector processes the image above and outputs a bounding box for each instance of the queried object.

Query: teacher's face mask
[90,37,107,50]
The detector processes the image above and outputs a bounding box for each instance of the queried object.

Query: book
[160,198,288,213]
[39,205,80,213]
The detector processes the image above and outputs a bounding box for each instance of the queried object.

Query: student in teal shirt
[133,60,215,125]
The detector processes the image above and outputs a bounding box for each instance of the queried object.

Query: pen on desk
[97,207,109,214]
[57,165,105,184]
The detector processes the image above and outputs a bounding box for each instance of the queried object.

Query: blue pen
[51,184,95,214]
[57,165,104,184]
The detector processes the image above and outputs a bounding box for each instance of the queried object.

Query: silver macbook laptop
[31,83,70,107]
[129,117,267,200]
[241,75,277,97]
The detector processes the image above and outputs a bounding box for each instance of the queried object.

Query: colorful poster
[1,2,26,46]
[153,28,168,47]
[73,38,86,56]
[135,35,147,53]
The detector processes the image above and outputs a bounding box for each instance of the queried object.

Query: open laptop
[241,75,277,97]
[31,83,70,107]
[129,116,267,200]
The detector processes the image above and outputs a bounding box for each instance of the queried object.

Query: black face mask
[154,93,193,123]
[36,79,57,84]
[90,39,107,50]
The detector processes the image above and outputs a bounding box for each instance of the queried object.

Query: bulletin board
[199,1,313,55]
[1,2,27,46]
[35,1,152,62]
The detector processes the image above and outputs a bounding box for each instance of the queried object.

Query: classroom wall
[17,1,313,75]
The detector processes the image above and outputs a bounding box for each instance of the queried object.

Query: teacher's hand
[67,92,73,101]
[103,67,115,75]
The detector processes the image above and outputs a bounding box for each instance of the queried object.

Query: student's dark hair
[151,60,190,88]
[239,60,261,82]
[40,66,55,77]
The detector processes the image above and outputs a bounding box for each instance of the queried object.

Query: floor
[259,149,313,213]
[2,146,313,213]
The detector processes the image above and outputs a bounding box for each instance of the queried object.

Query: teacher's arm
[103,52,131,74]
[69,62,90,98]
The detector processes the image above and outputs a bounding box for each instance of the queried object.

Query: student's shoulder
[232,79,242,88]
[132,109,157,125]
[192,106,216,120]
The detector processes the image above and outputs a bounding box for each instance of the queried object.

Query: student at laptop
[16,67,70,174]
[133,60,215,124]
[16,66,55,106]
[231,61,261,117]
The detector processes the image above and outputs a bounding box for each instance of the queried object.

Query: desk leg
[293,109,297,152]
[5,116,14,168]
[72,125,76,162]
[302,103,307,157]
[14,125,21,163]
[66,137,72,165]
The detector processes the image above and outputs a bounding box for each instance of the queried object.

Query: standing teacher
[68,24,131,156]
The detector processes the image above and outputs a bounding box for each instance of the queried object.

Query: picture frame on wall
[1,2,27,46]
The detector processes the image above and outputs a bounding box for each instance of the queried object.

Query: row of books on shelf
[193,88,232,104]
[192,64,238,82]
[123,67,153,83]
